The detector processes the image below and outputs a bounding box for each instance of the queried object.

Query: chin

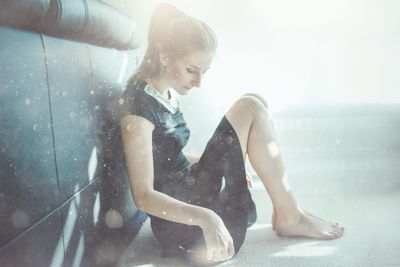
[175,87,191,95]
[178,90,189,96]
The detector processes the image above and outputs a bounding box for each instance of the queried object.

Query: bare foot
[271,209,339,231]
[275,209,344,240]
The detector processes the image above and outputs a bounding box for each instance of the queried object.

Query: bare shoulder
[121,114,155,134]
[120,114,155,151]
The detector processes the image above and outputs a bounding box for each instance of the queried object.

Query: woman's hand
[246,171,254,188]
[200,210,235,262]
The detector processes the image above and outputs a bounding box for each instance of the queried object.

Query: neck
[146,76,170,99]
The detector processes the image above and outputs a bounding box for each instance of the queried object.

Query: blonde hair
[128,3,217,85]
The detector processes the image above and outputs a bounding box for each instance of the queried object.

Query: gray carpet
[118,178,400,267]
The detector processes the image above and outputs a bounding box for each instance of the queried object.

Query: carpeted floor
[118,178,400,267]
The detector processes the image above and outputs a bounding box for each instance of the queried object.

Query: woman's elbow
[133,189,153,212]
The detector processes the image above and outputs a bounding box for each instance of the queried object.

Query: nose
[192,73,202,88]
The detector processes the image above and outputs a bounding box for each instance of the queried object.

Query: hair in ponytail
[128,3,217,86]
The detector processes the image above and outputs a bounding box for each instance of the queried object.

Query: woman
[120,3,344,265]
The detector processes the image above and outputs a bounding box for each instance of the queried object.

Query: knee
[235,93,269,117]
[241,93,268,109]
[227,93,271,124]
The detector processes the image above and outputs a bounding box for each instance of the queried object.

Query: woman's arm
[121,115,235,261]
[121,114,234,261]
[121,115,212,227]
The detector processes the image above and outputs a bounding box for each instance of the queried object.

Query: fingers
[219,240,229,261]
[213,237,223,262]
[228,238,235,259]
[208,237,234,262]
[206,246,222,262]
[202,214,235,262]
[206,246,213,261]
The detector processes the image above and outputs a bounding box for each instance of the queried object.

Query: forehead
[179,50,214,70]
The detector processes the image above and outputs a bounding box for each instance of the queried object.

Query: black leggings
[149,116,256,259]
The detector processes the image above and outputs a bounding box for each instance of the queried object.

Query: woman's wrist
[196,207,218,230]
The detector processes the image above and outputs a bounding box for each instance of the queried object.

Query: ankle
[275,207,303,224]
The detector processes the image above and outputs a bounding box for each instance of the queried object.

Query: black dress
[120,79,256,258]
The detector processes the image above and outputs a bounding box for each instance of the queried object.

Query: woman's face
[162,49,214,95]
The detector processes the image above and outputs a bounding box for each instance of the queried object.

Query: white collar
[144,83,179,114]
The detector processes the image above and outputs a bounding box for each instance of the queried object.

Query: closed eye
[186,68,195,74]
[186,68,208,75]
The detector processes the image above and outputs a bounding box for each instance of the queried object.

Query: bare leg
[225,95,344,239]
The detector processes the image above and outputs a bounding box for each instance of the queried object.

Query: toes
[332,224,343,231]
[329,232,340,239]
[331,227,344,238]
[339,227,345,235]
[327,223,345,239]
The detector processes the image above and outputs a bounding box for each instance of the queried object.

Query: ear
[159,52,169,66]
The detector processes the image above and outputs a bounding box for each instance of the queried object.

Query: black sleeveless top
[120,79,191,189]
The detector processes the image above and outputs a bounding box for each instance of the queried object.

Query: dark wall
[0,24,145,267]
